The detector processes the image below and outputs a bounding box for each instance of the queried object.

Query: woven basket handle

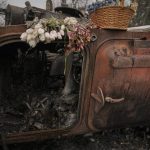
[120,0,125,7]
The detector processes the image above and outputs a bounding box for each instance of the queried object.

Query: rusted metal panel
[134,40,150,48]
[88,30,150,130]
[0,25,26,36]
[112,55,150,68]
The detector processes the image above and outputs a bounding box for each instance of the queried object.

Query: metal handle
[105,97,125,103]
[91,87,125,105]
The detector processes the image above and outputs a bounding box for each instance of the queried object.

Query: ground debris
[7,127,150,150]
[0,87,79,133]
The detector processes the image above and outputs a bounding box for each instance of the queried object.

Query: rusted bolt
[91,34,97,42]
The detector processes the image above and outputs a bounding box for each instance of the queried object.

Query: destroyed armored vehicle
[0,4,150,145]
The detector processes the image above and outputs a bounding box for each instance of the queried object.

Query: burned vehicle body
[0,5,150,144]
[0,24,150,144]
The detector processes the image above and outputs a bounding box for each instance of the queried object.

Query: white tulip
[33,30,38,37]
[61,25,65,30]
[27,34,32,42]
[20,32,27,41]
[35,23,42,29]
[39,34,46,42]
[38,28,45,35]
[64,17,69,23]
[51,30,57,34]
[60,30,65,36]
[57,32,62,40]
[28,40,37,48]
[49,33,55,41]
[45,32,50,40]
[32,34,37,40]
[26,28,34,34]
[50,30,58,39]
[64,17,77,25]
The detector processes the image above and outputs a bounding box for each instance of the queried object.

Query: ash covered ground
[3,127,150,150]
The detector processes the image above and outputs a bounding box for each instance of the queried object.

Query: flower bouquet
[20,17,91,55]
[87,0,138,30]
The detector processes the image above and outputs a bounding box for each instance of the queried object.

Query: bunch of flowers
[20,17,91,55]
[66,24,91,53]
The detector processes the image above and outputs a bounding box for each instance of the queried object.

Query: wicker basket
[90,6,135,30]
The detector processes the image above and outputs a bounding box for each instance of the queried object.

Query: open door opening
[0,41,83,134]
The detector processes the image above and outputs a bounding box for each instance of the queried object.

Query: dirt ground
[1,126,149,150]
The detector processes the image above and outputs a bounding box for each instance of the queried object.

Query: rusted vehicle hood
[0,25,26,35]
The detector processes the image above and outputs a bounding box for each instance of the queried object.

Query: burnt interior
[0,42,83,134]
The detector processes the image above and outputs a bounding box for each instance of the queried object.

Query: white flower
[28,40,37,48]
[38,28,45,35]
[64,17,78,25]
[27,34,32,42]
[49,33,56,41]
[50,36,55,41]
[35,23,42,29]
[26,28,34,34]
[51,30,57,35]
[61,25,65,30]
[57,32,62,40]
[50,30,58,39]
[32,30,38,38]
[39,34,46,42]
[60,30,65,36]
[20,32,27,41]
[45,32,52,43]
[45,32,50,39]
